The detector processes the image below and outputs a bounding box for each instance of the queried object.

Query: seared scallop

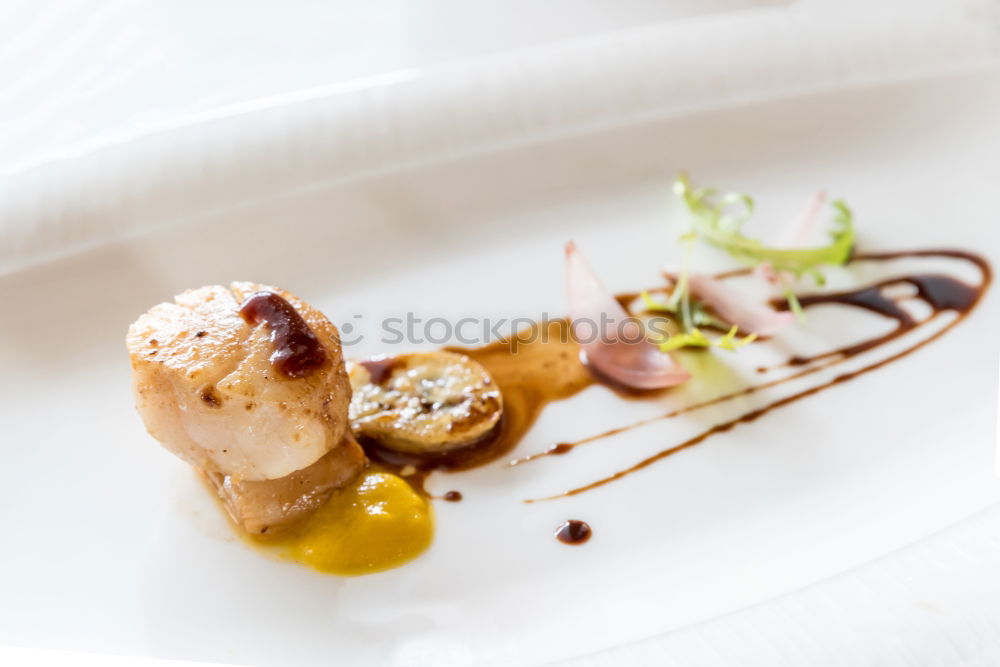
[347,351,503,454]
[127,282,354,481]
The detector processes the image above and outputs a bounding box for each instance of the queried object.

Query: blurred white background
[0,0,779,175]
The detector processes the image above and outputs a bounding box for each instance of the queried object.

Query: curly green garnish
[641,290,726,330]
[640,291,755,351]
[673,173,854,319]
[639,175,854,351]
[673,173,855,283]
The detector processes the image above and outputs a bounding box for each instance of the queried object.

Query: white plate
[2,45,1000,667]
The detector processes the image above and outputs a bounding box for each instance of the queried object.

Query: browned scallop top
[126,281,353,481]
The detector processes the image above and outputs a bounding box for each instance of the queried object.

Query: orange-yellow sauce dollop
[259,471,433,575]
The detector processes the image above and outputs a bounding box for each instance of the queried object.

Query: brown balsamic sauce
[447,320,596,462]
[710,267,753,280]
[362,416,507,478]
[772,273,980,369]
[358,356,401,385]
[443,491,463,502]
[555,520,592,545]
[521,249,990,501]
[239,291,327,378]
[359,248,989,503]
[357,320,596,494]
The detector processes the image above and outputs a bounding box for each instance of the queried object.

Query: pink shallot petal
[782,190,828,247]
[566,242,690,389]
[754,190,827,286]
[663,265,793,337]
[687,273,793,336]
[756,261,782,285]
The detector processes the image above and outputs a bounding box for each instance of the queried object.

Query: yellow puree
[259,471,433,575]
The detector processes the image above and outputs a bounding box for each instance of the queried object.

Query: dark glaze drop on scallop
[555,520,592,545]
[359,356,402,385]
[239,291,327,378]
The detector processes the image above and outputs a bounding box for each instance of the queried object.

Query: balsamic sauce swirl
[357,249,990,505]
[239,291,328,378]
[518,249,991,501]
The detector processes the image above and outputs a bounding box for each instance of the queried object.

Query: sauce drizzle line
[521,249,990,502]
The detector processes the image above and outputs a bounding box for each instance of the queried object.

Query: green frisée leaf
[635,174,855,351]
[656,325,757,352]
[640,290,667,311]
[673,173,855,282]
[640,291,728,330]
[785,289,805,320]
[641,292,756,351]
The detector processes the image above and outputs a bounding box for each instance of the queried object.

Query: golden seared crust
[127,282,352,481]
[347,352,503,454]
[204,433,367,535]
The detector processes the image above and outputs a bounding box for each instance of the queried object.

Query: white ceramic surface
[2,0,997,278]
[1,59,1000,667]
[0,0,784,176]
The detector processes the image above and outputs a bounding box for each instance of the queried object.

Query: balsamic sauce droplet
[443,490,463,502]
[555,520,592,545]
[238,291,327,378]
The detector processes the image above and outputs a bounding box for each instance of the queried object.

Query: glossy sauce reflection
[555,520,592,545]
